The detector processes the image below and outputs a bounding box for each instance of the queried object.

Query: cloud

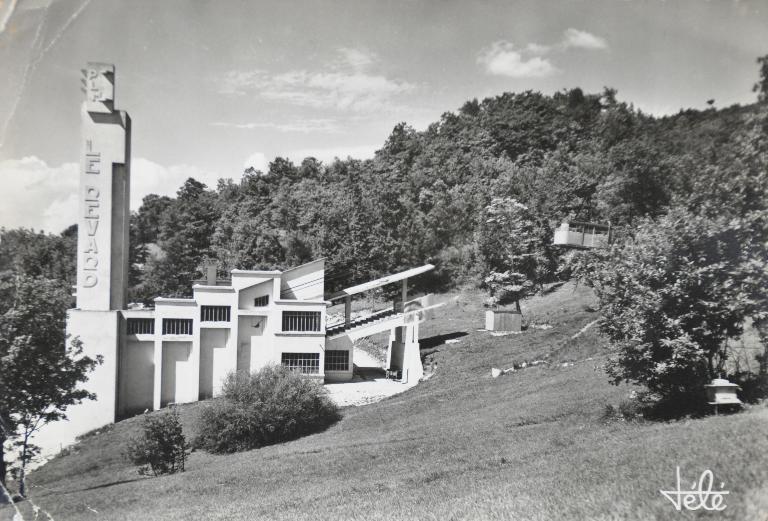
[243,152,268,172]
[0,156,222,233]
[211,118,340,133]
[219,49,414,112]
[562,28,608,50]
[477,41,557,78]
[218,69,266,96]
[0,157,78,233]
[525,42,551,55]
[478,29,607,78]
[131,159,223,206]
[336,47,376,70]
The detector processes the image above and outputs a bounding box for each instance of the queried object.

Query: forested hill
[1,84,765,306]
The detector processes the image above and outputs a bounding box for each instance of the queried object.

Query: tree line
[0,81,761,305]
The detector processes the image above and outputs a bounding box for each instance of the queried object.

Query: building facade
[118,259,343,419]
[40,64,435,452]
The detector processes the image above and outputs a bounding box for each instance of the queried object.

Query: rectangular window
[281,353,320,374]
[127,318,154,335]
[162,318,193,335]
[201,305,231,322]
[281,311,321,332]
[253,295,269,307]
[324,350,349,372]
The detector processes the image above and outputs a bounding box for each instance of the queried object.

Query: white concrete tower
[36,64,132,456]
[45,64,133,449]
[77,62,131,310]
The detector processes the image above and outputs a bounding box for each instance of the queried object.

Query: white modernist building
[122,260,333,417]
[45,64,436,447]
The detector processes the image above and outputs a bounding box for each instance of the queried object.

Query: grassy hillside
[9,283,768,521]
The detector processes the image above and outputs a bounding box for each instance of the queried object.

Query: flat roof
[154,297,197,305]
[561,221,611,230]
[329,264,435,301]
[192,285,235,292]
[230,269,282,275]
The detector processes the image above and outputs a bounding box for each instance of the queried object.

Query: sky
[0,0,767,233]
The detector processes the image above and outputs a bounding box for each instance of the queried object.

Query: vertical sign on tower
[77,63,131,311]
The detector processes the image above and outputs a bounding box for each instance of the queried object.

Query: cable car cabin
[553,221,611,249]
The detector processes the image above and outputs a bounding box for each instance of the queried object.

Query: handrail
[326,301,446,337]
[326,306,394,329]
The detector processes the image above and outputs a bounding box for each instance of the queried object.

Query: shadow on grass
[35,477,148,496]
[420,332,468,350]
[608,392,746,422]
[540,281,567,295]
[77,477,146,492]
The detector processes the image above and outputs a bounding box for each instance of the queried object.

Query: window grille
[201,305,231,322]
[324,350,349,371]
[281,311,321,332]
[127,318,154,335]
[162,318,193,335]
[281,353,320,374]
[253,295,269,307]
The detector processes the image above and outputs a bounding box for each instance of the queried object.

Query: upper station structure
[553,220,611,249]
[45,64,438,448]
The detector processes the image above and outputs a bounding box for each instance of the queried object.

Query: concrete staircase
[326,307,400,339]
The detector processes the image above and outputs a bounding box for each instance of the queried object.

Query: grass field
[6,283,768,520]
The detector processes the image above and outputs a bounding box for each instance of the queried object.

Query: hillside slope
[11,283,768,521]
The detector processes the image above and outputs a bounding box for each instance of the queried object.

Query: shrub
[125,408,189,476]
[617,398,642,420]
[194,365,341,453]
[601,404,617,423]
[587,209,766,414]
[730,371,768,404]
[602,398,643,422]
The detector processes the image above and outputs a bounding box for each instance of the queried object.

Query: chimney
[204,261,217,286]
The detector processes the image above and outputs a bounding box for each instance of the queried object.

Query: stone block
[485,310,522,332]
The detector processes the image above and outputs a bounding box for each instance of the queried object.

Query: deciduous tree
[0,276,101,494]
[476,198,555,311]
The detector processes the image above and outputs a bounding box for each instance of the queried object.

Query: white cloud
[562,28,608,50]
[478,29,607,78]
[0,156,78,233]
[211,118,340,133]
[218,69,267,96]
[477,41,557,78]
[243,152,268,172]
[219,49,414,112]
[131,159,223,207]
[336,47,376,70]
[525,42,551,55]
[0,156,222,233]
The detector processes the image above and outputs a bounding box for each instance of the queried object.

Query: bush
[194,365,341,453]
[617,398,642,420]
[731,371,768,404]
[601,397,644,422]
[125,408,189,476]
[587,209,765,414]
